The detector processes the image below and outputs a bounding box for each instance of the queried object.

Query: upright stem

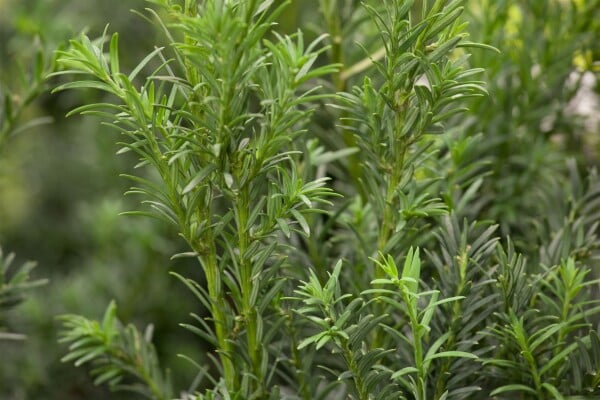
[179,0,236,390]
[376,137,407,258]
[371,87,409,350]
[196,238,237,390]
[376,36,411,270]
[434,249,468,398]
[512,317,543,398]
[236,184,265,397]
[403,289,425,400]
[526,350,543,398]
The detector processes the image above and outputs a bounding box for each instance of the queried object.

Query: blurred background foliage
[1,0,199,398]
[0,0,598,399]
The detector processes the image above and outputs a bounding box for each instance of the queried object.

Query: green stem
[376,61,410,268]
[559,265,576,346]
[376,142,406,256]
[434,249,468,398]
[197,241,237,390]
[237,185,265,397]
[402,287,425,400]
[554,279,573,373]
[513,318,543,398]
[372,132,408,351]
[178,1,236,389]
[526,351,543,398]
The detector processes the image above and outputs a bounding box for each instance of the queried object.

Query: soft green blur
[0,1,198,399]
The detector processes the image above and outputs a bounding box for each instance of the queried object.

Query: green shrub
[6,0,599,399]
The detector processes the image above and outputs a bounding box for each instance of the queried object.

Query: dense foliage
[1,0,600,399]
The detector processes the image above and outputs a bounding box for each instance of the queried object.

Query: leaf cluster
[50,0,600,399]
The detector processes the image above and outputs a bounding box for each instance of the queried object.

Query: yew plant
[54,0,600,399]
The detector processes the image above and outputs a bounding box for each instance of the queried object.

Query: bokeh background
[0,0,598,399]
[0,0,201,398]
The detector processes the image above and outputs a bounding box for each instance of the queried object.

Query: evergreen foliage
[1,0,599,399]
